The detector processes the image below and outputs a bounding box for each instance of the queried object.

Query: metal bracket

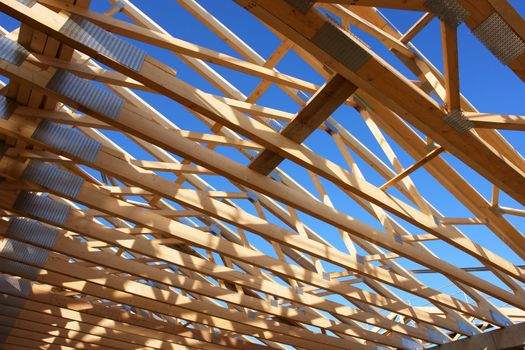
[32,120,102,163]
[312,22,371,72]
[472,12,525,65]
[6,218,59,250]
[0,36,29,66]
[424,0,469,28]
[22,160,85,198]
[443,109,473,134]
[13,191,70,225]
[0,96,16,119]
[60,14,146,71]
[46,69,124,120]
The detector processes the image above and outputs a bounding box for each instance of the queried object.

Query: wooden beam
[440,21,460,112]
[463,112,525,131]
[433,322,525,350]
[400,13,434,44]
[313,0,426,11]
[380,146,444,190]
[250,74,357,175]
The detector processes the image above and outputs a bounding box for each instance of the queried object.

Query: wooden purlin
[0,0,523,349]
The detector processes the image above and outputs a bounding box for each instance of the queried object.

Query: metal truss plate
[424,0,469,28]
[457,320,479,335]
[32,120,102,163]
[0,275,32,298]
[6,218,59,250]
[46,69,124,120]
[312,22,371,72]
[23,160,85,198]
[13,191,70,225]
[0,258,42,282]
[60,14,146,71]
[401,337,423,350]
[0,240,49,272]
[0,36,29,66]
[0,96,16,119]
[443,109,472,134]
[473,12,525,65]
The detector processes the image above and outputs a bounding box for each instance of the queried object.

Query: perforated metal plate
[6,218,59,250]
[424,0,469,28]
[312,22,371,72]
[32,120,102,163]
[443,109,472,134]
[0,275,32,297]
[0,96,16,119]
[284,0,314,14]
[0,240,49,271]
[60,15,146,71]
[13,191,70,225]
[23,160,85,198]
[209,224,221,236]
[472,12,525,65]
[46,69,124,120]
[0,36,29,66]
[0,257,42,281]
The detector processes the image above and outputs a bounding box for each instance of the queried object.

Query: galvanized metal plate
[312,22,371,72]
[0,275,32,298]
[13,191,70,225]
[46,69,124,120]
[0,96,16,119]
[60,14,146,71]
[473,12,525,65]
[424,0,469,28]
[16,0,37,6]
[32,120,102,163]
[443,109,472,134]
[0,36,29,66]
[23,160,85,198]
[6,218,59,250]
[0,239,50,271]
[0,257,42,282]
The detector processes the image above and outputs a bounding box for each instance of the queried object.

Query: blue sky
[1,0,524,309]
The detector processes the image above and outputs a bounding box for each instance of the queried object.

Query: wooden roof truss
[0,0,523,349]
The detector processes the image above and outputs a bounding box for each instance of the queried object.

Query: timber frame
[0,0,523,349]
